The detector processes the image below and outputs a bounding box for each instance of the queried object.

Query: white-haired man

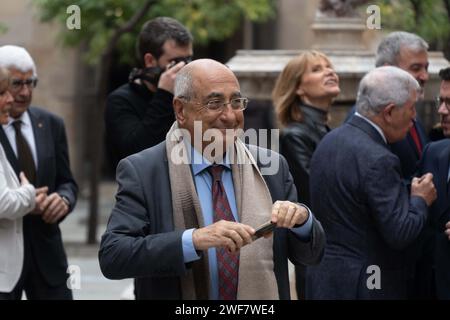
[0,45,77,300]
[346,31,430,180]
[307,66,436,299]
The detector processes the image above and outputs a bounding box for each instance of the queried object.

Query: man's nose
[418,68,429,83]
[219,103,238,120]
[438,101,449,115]
[18,84,32,96]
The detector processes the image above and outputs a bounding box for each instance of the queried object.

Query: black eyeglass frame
[9,77,38,92]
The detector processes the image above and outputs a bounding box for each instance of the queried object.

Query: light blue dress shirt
[181,145,313,299]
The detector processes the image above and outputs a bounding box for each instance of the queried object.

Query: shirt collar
[3,111,31,130]
[354,111,387,144]
[187,142,231,176]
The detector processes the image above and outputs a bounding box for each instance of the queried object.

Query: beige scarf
[166,122,278,299]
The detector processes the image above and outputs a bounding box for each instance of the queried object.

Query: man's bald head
[174,59,237,101]
[172,59,244,156]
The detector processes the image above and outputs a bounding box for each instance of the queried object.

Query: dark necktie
[208,164,239,300]
[12,120,36,184]
[409,123,422,156]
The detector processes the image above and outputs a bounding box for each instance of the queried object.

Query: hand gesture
[41,192,70,224]
[158,61,186,93]
[411,173,437,206]
[192,220,255,254]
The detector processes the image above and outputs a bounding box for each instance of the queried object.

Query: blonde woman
[272,50,340,299]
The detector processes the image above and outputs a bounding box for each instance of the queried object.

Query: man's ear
[144,53,157,68]
[173,98,186,124]
[382,103,396,124]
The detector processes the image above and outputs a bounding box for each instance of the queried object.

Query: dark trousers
[0,225,72,300]
[295,265,306,300]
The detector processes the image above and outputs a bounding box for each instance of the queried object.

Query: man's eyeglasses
[9,77,38,92]
[170,56,193,65]
[436,96,450,111]
[187,97,249,112]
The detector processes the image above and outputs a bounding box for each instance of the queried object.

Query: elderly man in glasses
[416,67,450,299]
[0,45,77,300]
[99,59,325,300]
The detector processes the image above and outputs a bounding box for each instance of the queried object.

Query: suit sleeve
[280,156,326,266]
[0,161,36,220]
[53,117,78,214]
[105,88,174,160]
[99,157,187,280]
[365,155,428,250]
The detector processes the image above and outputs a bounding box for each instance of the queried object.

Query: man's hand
[445,221,450,241]
[411,173,437,206]
[30,186,49,215]
[192,220,255,254]
[158,61,186,93]
[271,201,309,228]
[41,192,69,224]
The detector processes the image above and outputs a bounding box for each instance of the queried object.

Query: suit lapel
[28,107,46,186]
[415,120,428,146]
[436,143,450,220]
[405,132,420,158]
[0,125,20,176]
[406,120,427,158]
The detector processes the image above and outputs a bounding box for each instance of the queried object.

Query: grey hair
[0,45,37,77]
[375,31,429,67]
[174,66,194,100]
[356,66,420,117]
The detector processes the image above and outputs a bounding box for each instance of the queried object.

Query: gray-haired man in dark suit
[307,66,436,299]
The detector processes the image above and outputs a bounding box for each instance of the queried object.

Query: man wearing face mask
[105,17,193,167]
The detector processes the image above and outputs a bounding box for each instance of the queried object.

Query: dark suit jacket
[0,106,78,286]
[99,141,325,300]
[345,106,428,180]
[306,116,428,299]
[417,139,450,299]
